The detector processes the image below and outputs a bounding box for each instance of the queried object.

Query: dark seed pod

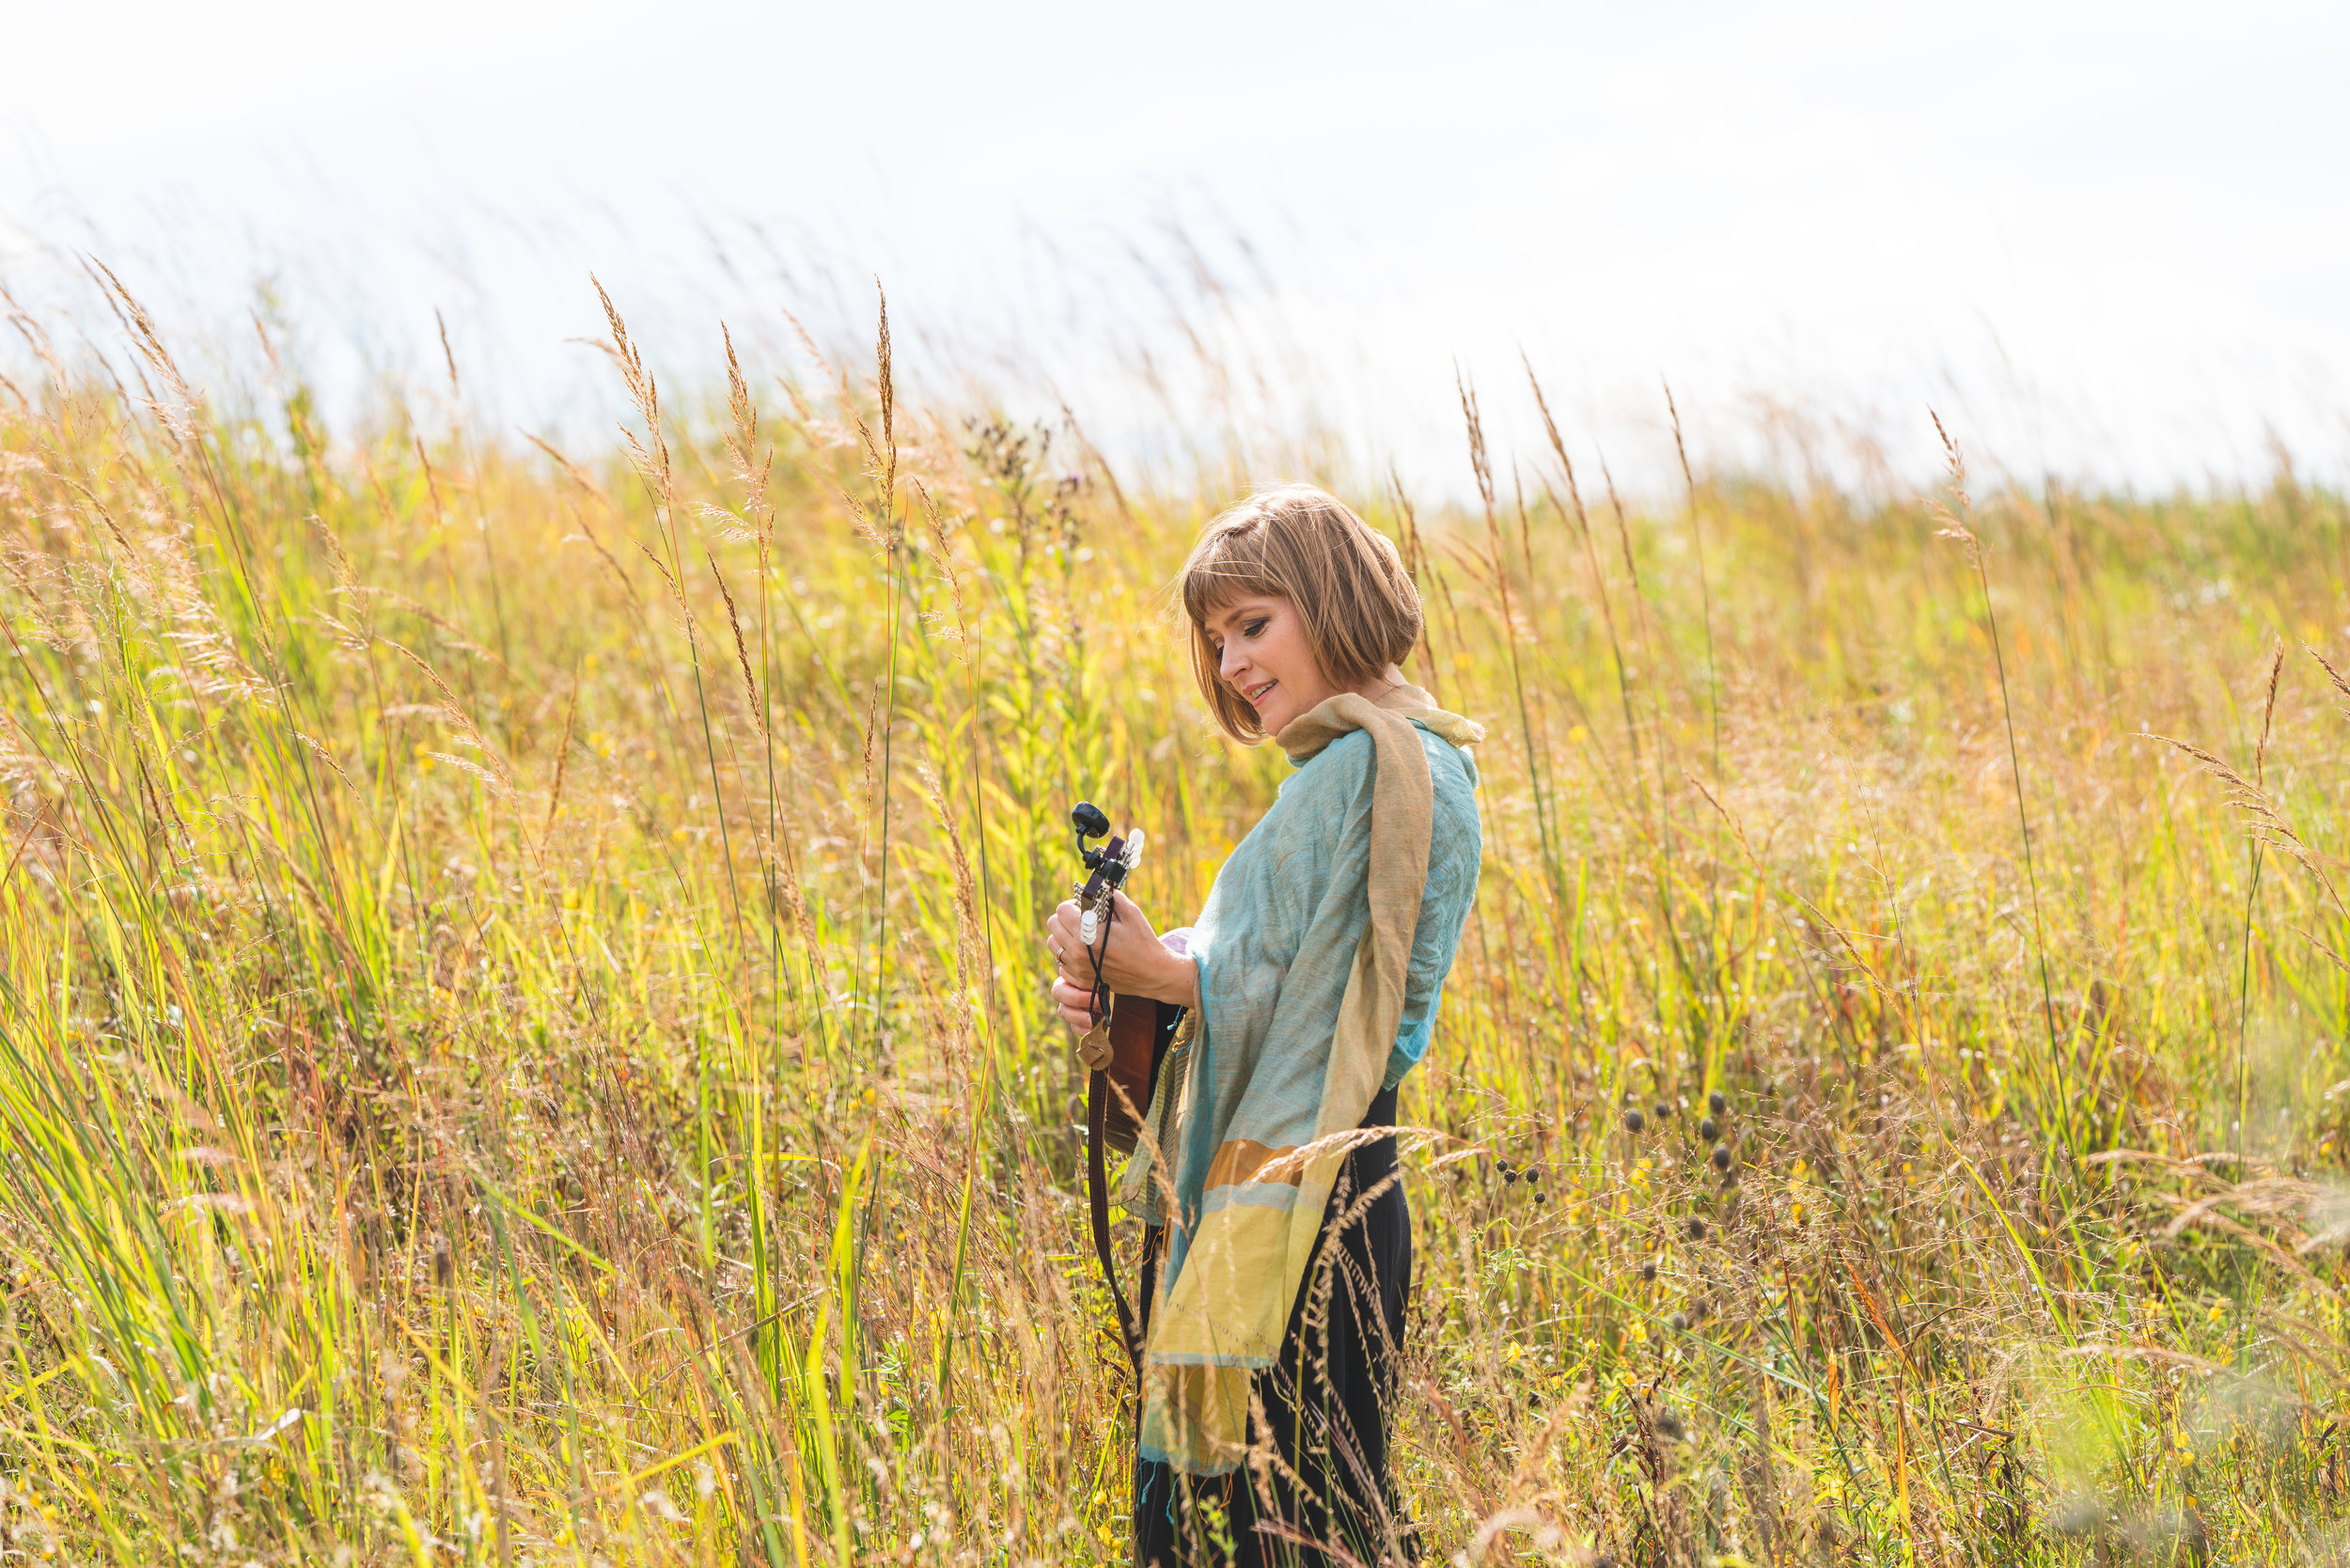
[1655,1409,1686,1441]
[1698,1116,1718,1141]
[1668,1311,1690,1332]
[1640,1260,1657,1281]
[1653,1100,1671,1121]
[1524,1166,1543,1185]
[1709,1090,1728,1117]
[1686,1216,1708,1241]
[1532,1192,1547,1206]
[1712,1143,1733,1172]
[1504,1168,1519,1184]
[1623,1108,1645,1134]
[1496,1159,1514,1175]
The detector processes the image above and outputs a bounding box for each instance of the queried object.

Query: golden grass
[3,275,2349,1565]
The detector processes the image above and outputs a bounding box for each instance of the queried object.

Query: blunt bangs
[1179,518,1290,629]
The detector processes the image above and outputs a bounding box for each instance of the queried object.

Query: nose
[1219,640,1249,685]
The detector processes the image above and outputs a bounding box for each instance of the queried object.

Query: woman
[1043,485,1484,1567]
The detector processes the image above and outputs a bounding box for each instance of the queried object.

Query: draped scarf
[1124,682,1482,1475]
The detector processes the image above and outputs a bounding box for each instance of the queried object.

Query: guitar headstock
[1069,800,1146,1018]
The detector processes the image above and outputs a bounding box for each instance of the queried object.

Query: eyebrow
[1205,601,1268,636]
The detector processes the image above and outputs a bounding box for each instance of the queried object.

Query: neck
[1341,666,1411,704]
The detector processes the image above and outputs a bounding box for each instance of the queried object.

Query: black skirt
[1132,1086,1416,1568]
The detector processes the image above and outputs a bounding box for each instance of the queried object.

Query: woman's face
[1203,593,1337,735]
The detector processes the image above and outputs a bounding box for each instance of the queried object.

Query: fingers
[1043,902,1089,983]
[1052,977,1100,1034]
[1044,901,1120,987]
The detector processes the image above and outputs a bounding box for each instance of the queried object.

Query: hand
[1044,890,1198,1032]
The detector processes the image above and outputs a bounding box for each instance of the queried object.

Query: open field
[4,277,2350,1566]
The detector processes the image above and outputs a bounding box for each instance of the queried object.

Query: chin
[1255,698,1301,734]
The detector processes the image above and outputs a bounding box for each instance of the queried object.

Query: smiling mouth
[1244,679,1277,707]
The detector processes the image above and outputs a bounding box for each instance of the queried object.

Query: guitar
[1068,800,1186,1375]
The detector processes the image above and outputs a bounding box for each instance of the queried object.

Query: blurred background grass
[2,271,2349,1566]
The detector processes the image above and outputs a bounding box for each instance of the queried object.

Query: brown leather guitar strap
[1086,1068,1145,1374]
[1085,998,1182,1379]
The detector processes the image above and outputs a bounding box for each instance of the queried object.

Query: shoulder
[1413,725,1480,809]
[1278,724,1479,808]
[1275,727,1376,806]
[1416,727,1482,876]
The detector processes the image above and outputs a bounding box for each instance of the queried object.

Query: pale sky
[6,0,2347,496]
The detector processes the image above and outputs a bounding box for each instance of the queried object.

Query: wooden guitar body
[1099,991,1178,1152]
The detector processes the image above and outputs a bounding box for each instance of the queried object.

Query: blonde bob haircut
[1179,484,1424,743]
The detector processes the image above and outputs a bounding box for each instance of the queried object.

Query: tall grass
[3,275,2349,1566]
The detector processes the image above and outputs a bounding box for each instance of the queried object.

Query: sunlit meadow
[3,271,2349,1566]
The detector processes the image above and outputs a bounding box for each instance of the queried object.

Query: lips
[1245,679,1277,707]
